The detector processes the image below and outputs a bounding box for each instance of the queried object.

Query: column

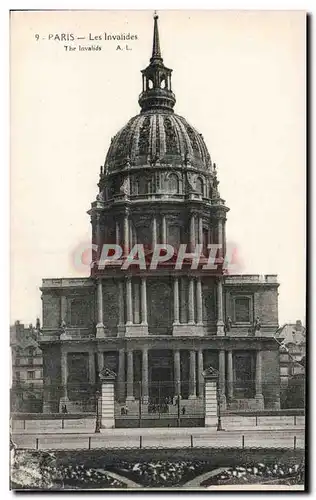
[216,278,225,336]
[142,349,149,402]
[89,351,96,385]
[152,216,157,247]
[198,216,203,245]
[133,281,140,324]
[126,277,133,325]
[96,213,102,261]
[96,279,105,337]
[197,349,204,397]
[132,225,137,246]
[141,277,148,325]
[196,277,203,324]
[123,212,129,256]
[98,352,104,372]
[227,350,233,401]
[189,350,197,398]
[118,280,125,326]
[255,350,263,398]
[129,223,133,250]
[222,220,226,260]
[61,350,68,400]
[190,213,196,251]
[208,226,212,245]
[60,296,67,325]
[173,277,180,324]
[180,278,186,324]
[217,219,223,261]
[162,215,167,244]
[188,277,195,324]
[118,349,125,402]
[174,349,181,395]
[126,350,134,400]
[115,220,120,246]
[219,350,226,408]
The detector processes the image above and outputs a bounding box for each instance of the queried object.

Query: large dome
[102,14,213,177]
[104,111,212,174]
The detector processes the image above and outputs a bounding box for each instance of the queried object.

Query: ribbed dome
[104,111,212,174]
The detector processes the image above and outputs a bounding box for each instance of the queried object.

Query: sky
[10,9,306,326]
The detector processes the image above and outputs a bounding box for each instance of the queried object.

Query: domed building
[38,15,281,424]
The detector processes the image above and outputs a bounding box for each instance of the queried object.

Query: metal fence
[10,378,306,415]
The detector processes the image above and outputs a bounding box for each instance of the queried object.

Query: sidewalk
[12,424,305,436]
[11,427,305,451]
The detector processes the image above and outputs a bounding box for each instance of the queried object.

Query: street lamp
[176,380,181,427]
[95,390,101,433]
[217,384,223,431]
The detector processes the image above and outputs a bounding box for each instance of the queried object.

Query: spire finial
[151,11,162,62]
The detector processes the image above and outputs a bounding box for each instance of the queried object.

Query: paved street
[12,427,305,450]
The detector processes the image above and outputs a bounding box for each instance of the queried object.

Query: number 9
[35,34,39,41]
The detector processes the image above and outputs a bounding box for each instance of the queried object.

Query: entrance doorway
[149,367,174,402]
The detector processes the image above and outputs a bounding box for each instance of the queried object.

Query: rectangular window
[234,297,251,323]
[15,371,20,381]
[280,353,289,362]
[27,371,35,380]
[70,299,89,327]
[28,357,33,365]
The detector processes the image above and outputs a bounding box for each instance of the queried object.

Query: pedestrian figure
[62,404,68,414]
[182,406,186,415]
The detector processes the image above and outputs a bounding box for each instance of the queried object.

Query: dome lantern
[138,14,176,113]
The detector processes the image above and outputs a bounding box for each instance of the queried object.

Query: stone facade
[10,321,43,412]
[38,16,281,421]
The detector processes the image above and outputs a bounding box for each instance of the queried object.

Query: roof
[275,322,306,346]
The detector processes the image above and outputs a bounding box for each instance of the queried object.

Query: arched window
[167,174,179,194]
[196,177,204,196]
[148,79,153,90]
[168,224,181,248]
[147,176,154,193]
[136,225,151,248]
[160,78,166,89]
[138,177,147,194]
[131,177,139,195]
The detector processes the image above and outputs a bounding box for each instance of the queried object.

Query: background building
[37,16,281,423]
[276,320,306,408]
[10,320,43,412]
